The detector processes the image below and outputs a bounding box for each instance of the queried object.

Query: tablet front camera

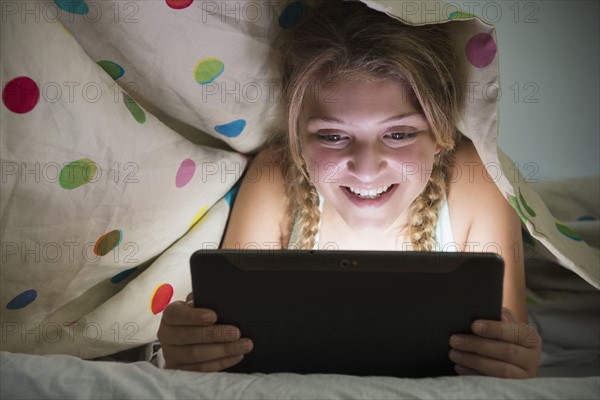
[340,259,351,268]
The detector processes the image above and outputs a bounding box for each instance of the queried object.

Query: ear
[434,143,442,155]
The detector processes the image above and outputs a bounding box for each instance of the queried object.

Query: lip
[341,184,398,208]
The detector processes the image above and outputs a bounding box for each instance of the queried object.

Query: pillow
[1,8,245,358]
[52,0,285,154]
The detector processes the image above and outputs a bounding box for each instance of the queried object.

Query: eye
[317,134,348,143]
[385,132,417,141]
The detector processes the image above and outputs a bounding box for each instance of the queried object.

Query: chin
[344,217,398,234]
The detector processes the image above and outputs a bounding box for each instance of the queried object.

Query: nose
[346,143,387,182]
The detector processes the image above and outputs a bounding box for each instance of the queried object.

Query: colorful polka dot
[59,158,97,189]
[58,21,72,36]
[6,289,37,310]
[123,94,146,124]
[448,11,476,20]
[508,194,527,224]
[194,58,224,85]
[97,60,124,80]
[279,1,310,29]
[466,33,497,68]
[54,0,89,15]
[555,222,582,241]
[215,119,246,137]
[2,76,40,114]
[166,0,193,9]
[225,182,241,207]
[110,267,138,284]
[518,188,536,217]
[94,230,123,256]
[176,159,196,188]
[190,205,209,228]
[150,284,174,315]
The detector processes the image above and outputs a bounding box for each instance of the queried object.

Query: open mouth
[343,184,395,200]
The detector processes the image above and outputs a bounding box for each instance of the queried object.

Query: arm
[450,142,526,321]
[222,147,291,249]
[447,141,541,378]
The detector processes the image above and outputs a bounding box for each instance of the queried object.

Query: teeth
[348,185,391,199]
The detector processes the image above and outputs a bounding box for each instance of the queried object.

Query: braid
[291,170,321,249]
[405,151,453,251]
[272,139,321,250]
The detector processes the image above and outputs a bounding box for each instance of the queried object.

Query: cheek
[389,147,437,183]
[302,147,346,186]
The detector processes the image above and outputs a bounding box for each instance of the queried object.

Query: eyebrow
[307,112,424,126]
[378,112,425,124]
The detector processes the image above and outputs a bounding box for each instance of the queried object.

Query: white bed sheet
[1,351,599,400]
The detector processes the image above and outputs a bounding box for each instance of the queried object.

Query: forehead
[300,78,421,120]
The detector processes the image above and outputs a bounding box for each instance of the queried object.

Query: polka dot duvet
[1,0,598,360]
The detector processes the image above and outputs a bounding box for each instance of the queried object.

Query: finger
[165,339,253,370]
[449,333,529,368]
[454,364,481,376]
[159,324,241,346]
[175,354,246,373]
[501,307,517,322]
[449,349,529,379]
[470,320,541,349]
[161,301,217,327]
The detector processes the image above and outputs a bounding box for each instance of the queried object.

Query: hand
[448,307,542,378]
[157,292,254,372]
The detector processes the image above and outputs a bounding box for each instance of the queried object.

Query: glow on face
[299,79,440,232]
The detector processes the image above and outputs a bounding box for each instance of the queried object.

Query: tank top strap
[434,196,456,251]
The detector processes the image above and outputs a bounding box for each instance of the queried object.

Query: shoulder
[221,147,291,249]
[447,140,519,244]
[447,139,502,206]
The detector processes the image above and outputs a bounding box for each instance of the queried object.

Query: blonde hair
[271,0,464,250]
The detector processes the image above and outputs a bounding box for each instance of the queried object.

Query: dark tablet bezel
[190,250,504,377]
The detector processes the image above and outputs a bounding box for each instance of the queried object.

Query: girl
[158,0,542,377]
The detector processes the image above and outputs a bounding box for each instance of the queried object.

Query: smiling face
[298,78,441,233]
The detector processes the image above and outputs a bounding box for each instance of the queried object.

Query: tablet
[190,250,504,377]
